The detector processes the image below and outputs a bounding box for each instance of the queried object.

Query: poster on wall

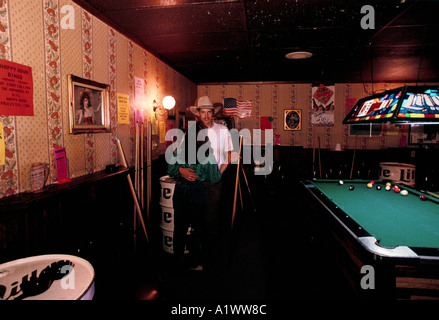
[117,93,129,124]
[0,59,33,116]
[134,76,144,108]
[311,84,334,126]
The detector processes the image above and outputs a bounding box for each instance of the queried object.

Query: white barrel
[159,175,176,207]
[379,162,416,187]
[159,175,189,254]
[161,228,190,255]
[0,254,95,300]
[160,206,174,231]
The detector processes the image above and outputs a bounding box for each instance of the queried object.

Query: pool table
[301,179,439,299]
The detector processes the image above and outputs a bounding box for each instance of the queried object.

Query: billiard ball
[386,182,391,186]
[349,185,355,191]
[338,180,344,185]
[385,185,391,191]
[400,190,408,196]
[369,180,375,186]
[376,185,382,190]
[367,183,373,188]
[420,194,427,201]
[393,186,400,193]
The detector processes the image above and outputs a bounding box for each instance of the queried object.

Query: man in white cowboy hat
[189,96,231,174]
[185,95,233,272]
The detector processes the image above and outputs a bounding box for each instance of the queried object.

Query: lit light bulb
[162,96,175,110]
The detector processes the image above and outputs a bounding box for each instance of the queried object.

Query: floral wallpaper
[0,0,18,197]
[0,0,196,196]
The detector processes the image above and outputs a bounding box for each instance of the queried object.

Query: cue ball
[376,185,382,190]
[349,185,355,191]
[420,194,427,201]
[400,190,408,196]
[338,180,344,185]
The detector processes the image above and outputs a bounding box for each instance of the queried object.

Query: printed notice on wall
[117,93,129,124]
[159,121,166,143]
[0,59,33,116]
[134,76,144,107]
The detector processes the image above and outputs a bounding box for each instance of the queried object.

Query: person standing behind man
[189,96,233,272]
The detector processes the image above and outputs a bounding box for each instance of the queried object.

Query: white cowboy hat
[189,96,221,116]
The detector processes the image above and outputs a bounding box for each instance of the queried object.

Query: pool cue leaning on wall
[116,138,149,245]
[231,136,243,229]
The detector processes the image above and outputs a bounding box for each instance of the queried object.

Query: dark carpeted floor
[92,167,357,302]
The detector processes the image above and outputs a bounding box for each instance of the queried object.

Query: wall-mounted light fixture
[153,95,176,112]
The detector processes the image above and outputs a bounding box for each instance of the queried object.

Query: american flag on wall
[223,98,252,118]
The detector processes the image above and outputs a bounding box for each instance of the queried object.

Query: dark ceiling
[74,0,439,84]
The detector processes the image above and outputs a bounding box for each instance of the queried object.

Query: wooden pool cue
[241,164,256,213]
[350,136,358,180]
[116,138,149,245]
[318,136,322,178]
[312,145,315,178]
[134,121,139,246]
[146,121,152,222]
[117,138,162,284]
[140,120,144,210]
[231,136,243,229]
[238,178,243,212]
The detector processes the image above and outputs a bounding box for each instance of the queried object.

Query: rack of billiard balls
[338,180,427,201]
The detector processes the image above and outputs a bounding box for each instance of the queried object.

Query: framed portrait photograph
[68,74,110,134]
[284,109,301,130]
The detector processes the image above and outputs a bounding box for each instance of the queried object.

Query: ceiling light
[285,51,313,60]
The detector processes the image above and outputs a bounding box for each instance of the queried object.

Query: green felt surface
[310,179,439,248]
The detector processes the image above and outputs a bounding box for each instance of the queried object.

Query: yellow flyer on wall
[117,93,129,124]
[151,111,158,135]
[159,121,166,143]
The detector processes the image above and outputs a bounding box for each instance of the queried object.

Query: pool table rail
[301,179,439,299]
[303,181,425,261]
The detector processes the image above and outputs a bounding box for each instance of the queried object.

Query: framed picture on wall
[284,109,301,130]
[68,74,110,134]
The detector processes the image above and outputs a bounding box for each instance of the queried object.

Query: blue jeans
[172,180,208,264]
